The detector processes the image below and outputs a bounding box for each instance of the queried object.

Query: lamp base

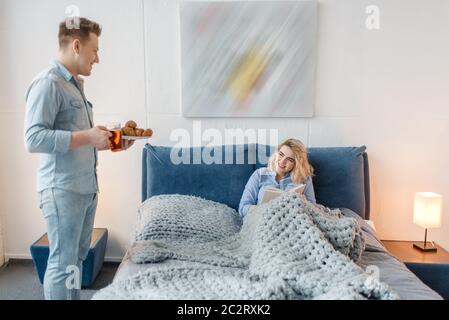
[413,242,438,252]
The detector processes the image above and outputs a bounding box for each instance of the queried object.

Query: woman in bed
[238,138,316,218]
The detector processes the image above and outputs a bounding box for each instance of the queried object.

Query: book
[260,184,306,204]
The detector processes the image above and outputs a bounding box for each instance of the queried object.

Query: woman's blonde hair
[267,138,314,184]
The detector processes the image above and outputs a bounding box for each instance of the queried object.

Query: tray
[121,136,150,140]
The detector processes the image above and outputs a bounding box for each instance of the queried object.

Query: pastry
[143,128,153,137]
[125,120,137,128]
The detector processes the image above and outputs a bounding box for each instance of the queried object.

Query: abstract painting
[180,1,318,117]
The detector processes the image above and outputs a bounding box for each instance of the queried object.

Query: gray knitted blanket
[93,193,398,300]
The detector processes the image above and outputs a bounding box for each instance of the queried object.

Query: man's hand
[121,139,135,150]
[88,126,112,149]
[70,126,111,150]
[98,144,111,151]
[71,126,137,151]
[97,135,135,151]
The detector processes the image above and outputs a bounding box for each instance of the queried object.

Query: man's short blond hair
[58,17,101,48]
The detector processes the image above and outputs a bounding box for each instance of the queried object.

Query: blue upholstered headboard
[142,144,370,219]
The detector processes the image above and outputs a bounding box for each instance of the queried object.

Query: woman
[238,138,316,218]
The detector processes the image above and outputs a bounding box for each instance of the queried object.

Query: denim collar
[51,59,75,82]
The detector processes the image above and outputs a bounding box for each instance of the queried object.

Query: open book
[260,184,306,204]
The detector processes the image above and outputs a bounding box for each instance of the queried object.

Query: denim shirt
[24,60,98,194]
[238,167,316,218]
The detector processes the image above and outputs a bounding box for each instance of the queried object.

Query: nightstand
[30,228,108,288]
[382,240,449,299]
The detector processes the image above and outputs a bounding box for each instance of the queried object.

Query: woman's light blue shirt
[238,167,316,218]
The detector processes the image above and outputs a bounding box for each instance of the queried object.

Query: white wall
[0,214,4,266]
[1,0,448,261]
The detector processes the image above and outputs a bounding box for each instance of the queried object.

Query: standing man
[24,17,132,300]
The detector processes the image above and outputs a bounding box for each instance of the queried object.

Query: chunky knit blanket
[93,193,398,300]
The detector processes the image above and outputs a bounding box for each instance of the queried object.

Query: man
[24,17,133,300]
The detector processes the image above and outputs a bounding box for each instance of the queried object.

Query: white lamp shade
[413,192,442,229]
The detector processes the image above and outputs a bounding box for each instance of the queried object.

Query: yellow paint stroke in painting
[225,47,268,105]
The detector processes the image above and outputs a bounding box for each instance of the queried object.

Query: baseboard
[5,253,124,263]
[104,256,124,263]
[4,253,29,262]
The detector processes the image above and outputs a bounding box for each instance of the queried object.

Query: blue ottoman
[30,228,108,288]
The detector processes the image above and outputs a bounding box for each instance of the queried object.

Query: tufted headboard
[142,144,370,219]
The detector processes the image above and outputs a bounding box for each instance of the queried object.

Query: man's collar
[51,59,75,82]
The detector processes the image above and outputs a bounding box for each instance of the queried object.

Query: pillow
[307,146,368,218]
[142,144,257,210]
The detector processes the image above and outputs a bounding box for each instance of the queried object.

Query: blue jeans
[38,188,97,300]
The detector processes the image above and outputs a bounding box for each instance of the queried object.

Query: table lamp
[413,192,442,252]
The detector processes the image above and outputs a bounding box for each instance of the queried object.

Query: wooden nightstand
[382,240,449,299]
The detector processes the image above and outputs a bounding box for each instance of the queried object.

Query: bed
[108,144,442,300]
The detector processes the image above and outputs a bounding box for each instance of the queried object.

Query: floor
[0,259,119,300]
